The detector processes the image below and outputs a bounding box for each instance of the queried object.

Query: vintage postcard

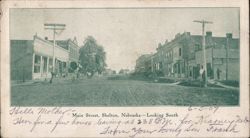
[1,0,249,137]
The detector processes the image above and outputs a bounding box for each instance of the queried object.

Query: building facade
[55,38,80,72]
[192,33,239,80]
[11,34,79,81]
[135,31,239,81]
[56,37,79,63]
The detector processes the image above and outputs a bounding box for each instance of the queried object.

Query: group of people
[199,65,222,86]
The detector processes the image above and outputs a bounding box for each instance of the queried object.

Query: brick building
[191,32,239,80]
[55,37,79,64]
[55,37,80,72]
[152,33,190,78]
[135,31,239,81]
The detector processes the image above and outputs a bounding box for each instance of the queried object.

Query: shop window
[43,57,48,73]
[178,63,180,74]
[34,55,41,73]
[34,66,40,73]
[182,63,185,73]
[34,55,41,64]
[207,63,213,77]
[64,62,67,68]
[159,62,163,70]
[174,64,177,73]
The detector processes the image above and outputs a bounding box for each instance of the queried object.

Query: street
[11,76,239,106]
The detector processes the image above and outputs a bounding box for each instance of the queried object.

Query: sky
[10,8,239,71]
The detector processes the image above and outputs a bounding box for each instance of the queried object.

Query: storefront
[32,35,69,79]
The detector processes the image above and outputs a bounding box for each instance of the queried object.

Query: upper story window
[195,44,201,51]
[179,48,182,56]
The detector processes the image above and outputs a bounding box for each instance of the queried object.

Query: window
[207,63,212,77]
[182,63,185,73]
[195,44,202,51]
[178,63,180,74]
[174,64,177,73]
[34,55,41,73]
[34,66,40,73]
[43,57,48,73]
[179,48,182,56]
[63,62,67,68]
[34,55,41,64]
[159,62,163,69]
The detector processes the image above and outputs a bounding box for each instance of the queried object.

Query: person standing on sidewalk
[199,65,205,87]
[50,72,55,84]
[216,68,221,80]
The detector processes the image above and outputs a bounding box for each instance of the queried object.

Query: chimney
[206,31,212,37]
[185,32,191,36]
[45,37,48,40]
[73,36,78,45]
[175,33,181,38]
[226,33,232,39]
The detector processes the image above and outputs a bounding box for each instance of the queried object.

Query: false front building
[11,34,79,81]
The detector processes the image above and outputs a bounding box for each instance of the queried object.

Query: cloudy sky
[10,8,239,71]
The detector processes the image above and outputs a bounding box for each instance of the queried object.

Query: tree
[79,36,107,78]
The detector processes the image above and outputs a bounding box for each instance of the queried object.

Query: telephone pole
[193,20,213,87]
[44,23,66,73]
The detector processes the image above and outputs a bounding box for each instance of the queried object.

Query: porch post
[40,55,43,77]
[32,53,35,79]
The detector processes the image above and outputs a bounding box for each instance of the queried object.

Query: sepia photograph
[10,8,240,106]
[1,1,249,138]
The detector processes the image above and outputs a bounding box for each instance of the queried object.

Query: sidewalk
[11,79,44,86]
[208,80,239,90]
[11,75,94,86]
[11,77,71,86]
[155,77,239,90]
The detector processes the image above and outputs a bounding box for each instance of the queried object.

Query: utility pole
[226,34,231,80]
[44,23,66,73]
[193,20,213,87]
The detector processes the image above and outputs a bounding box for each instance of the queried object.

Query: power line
[44,23,66,73]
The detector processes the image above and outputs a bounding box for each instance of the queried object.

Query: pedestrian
[202,70,205,82]
[50,71,55,84]
[199,66,204,87]
[216,68,221,80]
[76,67,80,79]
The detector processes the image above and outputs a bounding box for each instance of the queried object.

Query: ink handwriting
[9,107,249,137]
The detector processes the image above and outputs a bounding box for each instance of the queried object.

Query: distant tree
[79,36,107,78]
